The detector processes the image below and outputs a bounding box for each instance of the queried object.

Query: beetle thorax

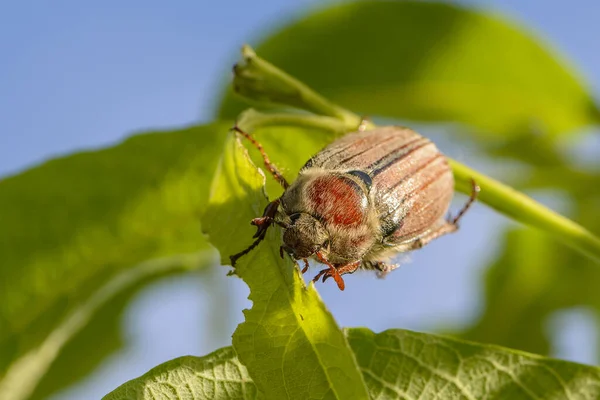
[279,169,378,264]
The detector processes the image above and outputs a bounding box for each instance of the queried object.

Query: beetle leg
[449,178,480,226]
[232,125,289,189]
[250,199,280,238]
[230,199,281,266]
[301,258,310,274]
[408,179,480,251]
[313,260,361,291]
[230,228,268,267]
[279,246,310,274]
[313,252,345,291]
[311,268,328,283]
[251,216,273,237]
[409,222,457,250]
[325,261,361,280]
[364,261,399,279]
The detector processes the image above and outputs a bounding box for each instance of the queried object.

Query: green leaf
[0,122,230,398]
[347,328,600,399]
[201,127,370,399]
[103,347,258,400]
[217,1,598,137]
[106,329,600,399]
[1,253,212,400]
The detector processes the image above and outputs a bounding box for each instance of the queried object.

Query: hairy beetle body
[282,126,454,265]
[231,126,478,290]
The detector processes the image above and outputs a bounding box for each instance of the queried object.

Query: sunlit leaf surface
[201,127,370,399]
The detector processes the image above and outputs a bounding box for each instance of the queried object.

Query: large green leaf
[217,1,599,137]
[348,328,600,399]
[0,123,230,398]
[106,328,600,399]
[104,347,258,400]
[201,127,370,399]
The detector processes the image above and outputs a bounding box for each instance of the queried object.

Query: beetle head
[282,213,329,259]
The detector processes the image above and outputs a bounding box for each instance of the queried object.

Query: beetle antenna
[451,178,480,226]
[232,125,289,189]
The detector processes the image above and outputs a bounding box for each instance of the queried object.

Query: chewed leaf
[201,128,370,399]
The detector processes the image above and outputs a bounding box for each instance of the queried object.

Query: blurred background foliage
[0,124,231,399]
[1,1,599,399]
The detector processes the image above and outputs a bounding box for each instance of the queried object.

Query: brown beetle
[230,125,479,290]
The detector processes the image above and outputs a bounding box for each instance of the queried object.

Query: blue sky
[1,1,599,398]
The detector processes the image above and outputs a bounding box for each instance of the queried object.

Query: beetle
[229,124,479,291]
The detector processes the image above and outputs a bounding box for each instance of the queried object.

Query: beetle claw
[333,274,345,291]
[301,258,310,274]
[312,266,345,291]
[313,251,346,290]
[312,268,327,283]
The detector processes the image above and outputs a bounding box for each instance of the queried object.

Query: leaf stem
[234,45,361,126]
[450,161,600,262]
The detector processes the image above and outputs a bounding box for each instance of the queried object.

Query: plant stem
[236,108,357,134]
[233,46,600,264]
[234,46,360,126]
[450,161,600,262]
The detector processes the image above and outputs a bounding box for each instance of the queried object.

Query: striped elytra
[230,126,478,291]
[296,127,454,246]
